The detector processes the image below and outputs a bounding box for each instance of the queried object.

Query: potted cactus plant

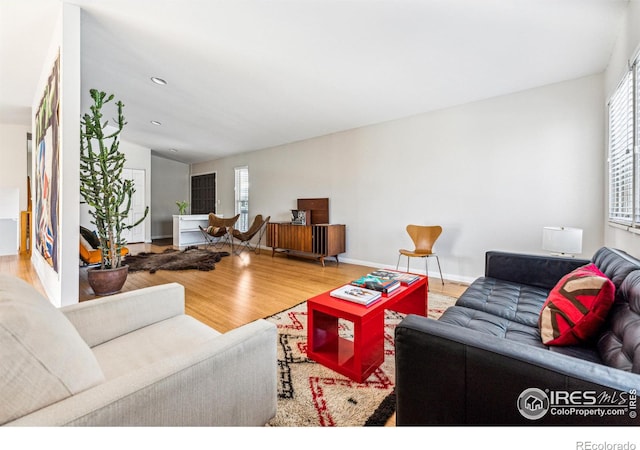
[80,89,148,295]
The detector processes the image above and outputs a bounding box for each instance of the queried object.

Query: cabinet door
[278,224,313,252]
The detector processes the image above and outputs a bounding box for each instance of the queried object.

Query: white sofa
[0,274,277,426]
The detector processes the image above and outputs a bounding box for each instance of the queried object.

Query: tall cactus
[80,89,148,269]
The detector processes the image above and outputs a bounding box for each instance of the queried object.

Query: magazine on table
[330,285,382,306]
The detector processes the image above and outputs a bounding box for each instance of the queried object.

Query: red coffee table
[306,273,427,382]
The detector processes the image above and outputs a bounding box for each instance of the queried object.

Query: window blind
[609,70,634,223]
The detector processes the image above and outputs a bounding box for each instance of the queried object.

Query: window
[608,70,634,224]
[234,166,249,232]
[607,60,640,227]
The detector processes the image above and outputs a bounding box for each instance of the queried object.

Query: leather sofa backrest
[591,247,640,291]
[597,270,640,374]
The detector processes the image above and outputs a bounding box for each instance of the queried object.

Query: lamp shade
[542,227,583,255]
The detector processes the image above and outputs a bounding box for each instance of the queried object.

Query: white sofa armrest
[6,319,277,426]
[61,283,185,347]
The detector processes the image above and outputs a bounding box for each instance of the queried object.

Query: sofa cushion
[439,305,546,347]
[538,264,615,346]
[0,274,105,425]
[438,305,603,363]
[597,270,640,373]
[454,277,549,328]
[80,234,94,251]
[92,314,221,380]
[80,226,101,249]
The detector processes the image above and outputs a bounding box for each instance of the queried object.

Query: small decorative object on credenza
[291,209,309,225]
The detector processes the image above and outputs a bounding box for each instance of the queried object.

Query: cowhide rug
[124,246,230,273]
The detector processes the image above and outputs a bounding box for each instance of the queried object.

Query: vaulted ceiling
[0,0,629,164]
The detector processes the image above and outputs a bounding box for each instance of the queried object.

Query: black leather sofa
[395,247,640,425]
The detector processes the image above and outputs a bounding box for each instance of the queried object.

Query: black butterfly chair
[199,213,240,250]
[231,215,270,255]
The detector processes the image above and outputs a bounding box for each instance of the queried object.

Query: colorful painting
[34,53,60,272]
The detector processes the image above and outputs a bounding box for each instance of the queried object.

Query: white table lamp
[542,226,583,256]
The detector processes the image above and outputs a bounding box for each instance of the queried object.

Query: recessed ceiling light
[151,77,167,85]
[151,120,162,126]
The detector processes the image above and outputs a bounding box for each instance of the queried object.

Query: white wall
[192,74,605,282]
[0,124,29,255]
[151,154,190,239]
[0,124,29,211]
[604,0,640,257]
[31,3,81,307]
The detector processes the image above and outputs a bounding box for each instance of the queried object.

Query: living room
[1,0,639,445]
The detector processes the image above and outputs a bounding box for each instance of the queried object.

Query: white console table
[172,215,209,249]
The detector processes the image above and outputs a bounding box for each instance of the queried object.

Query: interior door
[122,168,146,243]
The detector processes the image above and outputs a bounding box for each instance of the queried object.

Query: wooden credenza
[267,222,345,266]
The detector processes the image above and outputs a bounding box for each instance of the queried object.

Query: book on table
[389,272,421,285]
[330,285,382,306]
[369,269,420,286]
[367,270,399,281]
[350,274,401,294]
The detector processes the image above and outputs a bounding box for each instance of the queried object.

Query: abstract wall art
[34,53,60,272]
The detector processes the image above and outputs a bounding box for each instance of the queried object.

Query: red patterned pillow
[538,263,615,346]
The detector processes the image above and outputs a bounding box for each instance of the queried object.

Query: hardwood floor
[0,242,466,332]
[1,243,469,427]
[4,243,469,332]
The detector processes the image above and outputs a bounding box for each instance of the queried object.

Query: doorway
[191,172,216,215]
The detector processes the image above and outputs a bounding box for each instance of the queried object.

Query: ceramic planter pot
[87,265,129,296]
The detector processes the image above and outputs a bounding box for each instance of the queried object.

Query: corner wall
[192,74,605,282]
[151,155,190,239]
[0,124,29,211]
[31,3,81,307]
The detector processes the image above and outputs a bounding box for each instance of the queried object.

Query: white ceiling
[0,0,629,164]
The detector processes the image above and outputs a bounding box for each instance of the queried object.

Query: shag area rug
[265,292,456,427]
[124,247,230,273]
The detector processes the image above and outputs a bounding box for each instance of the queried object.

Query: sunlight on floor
[238,252,251,267]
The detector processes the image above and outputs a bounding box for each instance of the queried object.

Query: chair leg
[396,253,401,271]
[232,238,252,256]
[221,232,232,250]
[254,226,267,255]
[425,257,430,292]
[435,255,444,285]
